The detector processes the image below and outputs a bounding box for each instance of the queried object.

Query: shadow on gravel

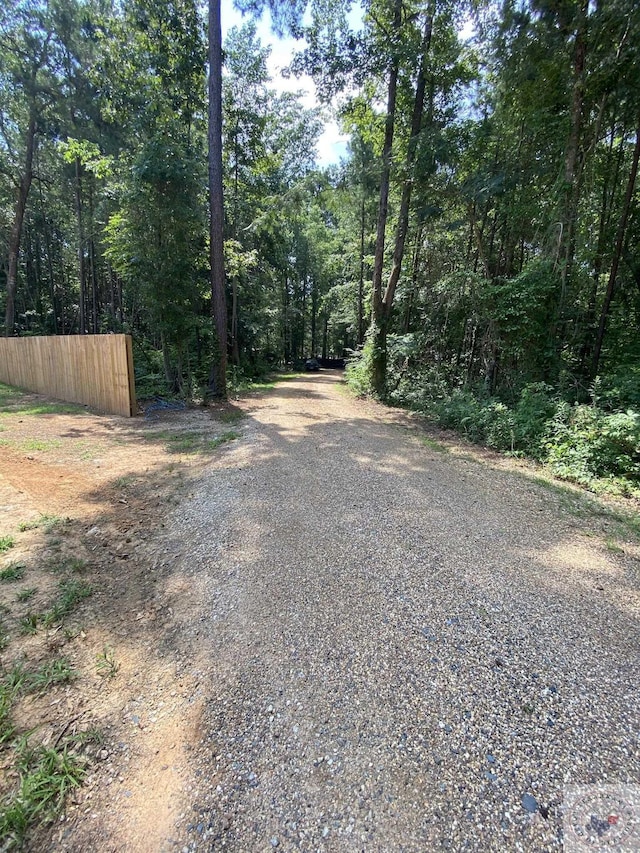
[173,376,640,851]
[3,373,638,851]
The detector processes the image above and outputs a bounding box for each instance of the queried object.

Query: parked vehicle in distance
[305,358,321,371]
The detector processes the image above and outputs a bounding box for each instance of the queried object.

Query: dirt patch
[0,389,244,851]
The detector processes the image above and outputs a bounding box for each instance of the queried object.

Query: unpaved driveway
[3,372,639,851]
[142,372,639,851]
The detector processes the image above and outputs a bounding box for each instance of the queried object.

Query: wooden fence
[0,334,136,417]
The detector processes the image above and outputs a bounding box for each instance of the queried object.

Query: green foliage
[18,515,68,534]
[15,588,37,603]
[95,647,119,679]
[26,658,75,693]
[0,536,15,554]
[41,580,92,628]
[19,613,40,636]
[392,367,640,494]
[0,563,25,583]
[544,405,640,493]
[145,430,239,455]
[0,741,85,847]
[593,367,640,411]
[345,338,377,397]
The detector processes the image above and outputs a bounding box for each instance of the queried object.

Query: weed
[69,726,105,748]
[0,742,85,846]
[420,437,448,453]
[605,539,624,554]
[4,664,26,692]
[0,562,25,582]
[42,579,92,627]
[26,657,75,692]
[95,646,119,679]
[19,514,69,534]
[0,536,15,554]
[21,438,62,453]
[20,613,40,635]
[114,475,133,489]
[0,680,19,744]
[16,587,37,603]
[146,429,239,455]
[45,556,86,575]
[205,431,239,451]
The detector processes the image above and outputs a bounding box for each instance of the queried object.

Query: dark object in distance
[305,358,320,371]
[319,357,345,369]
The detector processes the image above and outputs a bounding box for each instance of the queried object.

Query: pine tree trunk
[74,157,87,335]
[208,0,227,397]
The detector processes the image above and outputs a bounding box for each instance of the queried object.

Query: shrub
[544,404,640,489]
[345,340,376,397]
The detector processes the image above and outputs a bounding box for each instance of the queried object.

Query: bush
[544,404,640,490]
[345,340,376,397]
[512,383,557,458]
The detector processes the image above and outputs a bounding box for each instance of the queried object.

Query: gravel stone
[161,372,640,852]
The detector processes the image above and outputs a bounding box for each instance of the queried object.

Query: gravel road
[166,372,640,852]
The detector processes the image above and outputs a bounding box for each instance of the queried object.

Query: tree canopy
[1,0,639,490]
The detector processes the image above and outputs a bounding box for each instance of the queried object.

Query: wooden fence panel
[0,335,136,417]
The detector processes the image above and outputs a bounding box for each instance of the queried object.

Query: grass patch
[146,429,239,455]
[41,579,92,628]
[216,410,246,424]
[45,556,87,575]
[0,680,19,744]
[0,563,25,583]
[114,475,134,489]
[420,436,448,453]
[0,536,15,554]
[18,515,69,534]
[21,439,62,453]
[26,657,75,693]
[230,371,305,395]
[16,587,37,603]
[0,384,84,417]
[20,613,40,635]
[0,740,85,847]
[605,538,625,554]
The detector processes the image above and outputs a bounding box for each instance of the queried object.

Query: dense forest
[1,0,639,493]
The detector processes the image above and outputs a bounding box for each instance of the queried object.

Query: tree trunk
[591,121,640,378]
[311,279,318,355]
[208,0,227,397]
[382,5,434,315]
[74,157,87,334]
[231,277,240,365]
[369,0,402,395]
[558,0,588,298]
[358,194,366,345]
[5,110,37,336]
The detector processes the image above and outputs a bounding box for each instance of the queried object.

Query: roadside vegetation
[0,515,98,849]
[347,357,640,499]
